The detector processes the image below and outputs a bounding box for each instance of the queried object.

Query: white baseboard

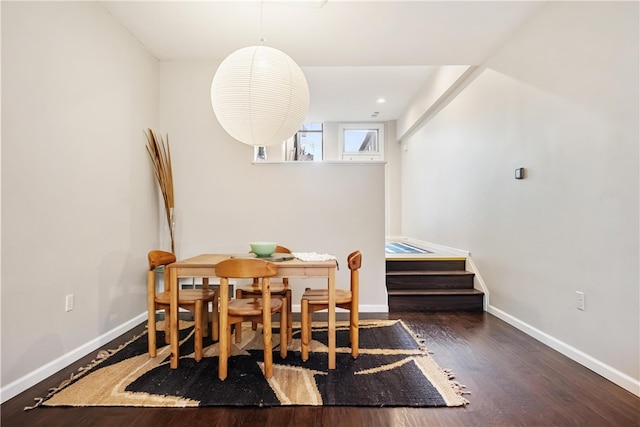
[1,312,147,404]
[488,305,640,397]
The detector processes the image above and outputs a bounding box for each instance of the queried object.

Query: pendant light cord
[259,1,266,44]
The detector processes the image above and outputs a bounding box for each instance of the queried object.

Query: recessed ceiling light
[376,98,386,104]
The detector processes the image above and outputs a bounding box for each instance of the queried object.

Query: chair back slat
[348,250,362,271]
[348,250,361,305]
[148,250,176,271]
[216,258,278,279]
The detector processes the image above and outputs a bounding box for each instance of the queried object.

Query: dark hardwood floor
[2,312,639,426]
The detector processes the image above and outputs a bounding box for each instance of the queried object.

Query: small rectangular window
[344,129,379,153]
[285,123,323,161]
[339,123,384,161]
[254,146,268,161]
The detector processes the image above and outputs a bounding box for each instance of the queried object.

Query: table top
[169,253,338,269]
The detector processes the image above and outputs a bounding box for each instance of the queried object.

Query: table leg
[169,266,179,369]
[202,277,210,337]
[328,266,336,369]
[218,278,229,380]
[301,298,309,361]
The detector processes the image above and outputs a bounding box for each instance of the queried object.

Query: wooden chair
[235,245,293,344]
[300,250,361,361]
[217,258,287,379]
[147,250,218,361]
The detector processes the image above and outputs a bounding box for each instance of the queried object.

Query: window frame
[284,123,324,162]
[338,123,385,161]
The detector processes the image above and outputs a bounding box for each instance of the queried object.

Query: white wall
[400,2,639,390]
[324,120,401,236]
[158,60,387,310]
[397,65,471,141]
[1,2,159,397]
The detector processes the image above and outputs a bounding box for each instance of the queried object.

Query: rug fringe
[441,368,471,405]
[404,322,434,354]
[404,323,470,405]
[24,329,148,411]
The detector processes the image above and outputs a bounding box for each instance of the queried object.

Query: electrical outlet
[65,294,74,312]
[576,291,585,311]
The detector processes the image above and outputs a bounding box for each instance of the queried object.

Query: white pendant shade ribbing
[211,46,310,147]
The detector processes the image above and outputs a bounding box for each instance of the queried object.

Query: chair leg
[194,300,203,361]
[202,299,210,338]
[262,288,273,378]
[280,299,288,359]
[235,320,243,343]
[148,307,157,358]
[286,289,293,344]
[147,270,158,357]
[250,295,259,332]
[211,293,219,342]
[263,324,273,379]
[164,308,171,345]
[350,306,359,359]
[301,299,309,361]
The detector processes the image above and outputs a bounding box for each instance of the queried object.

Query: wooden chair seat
[155,289,217,305]
[300,289,352,305]
[228,297,282,317]
[239,283,288,294]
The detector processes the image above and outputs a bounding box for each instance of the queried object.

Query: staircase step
[387,289,483,296]
[386,270,473,276]
[386,259,466,272]
[388,289,484,312]
[386,270,475,290]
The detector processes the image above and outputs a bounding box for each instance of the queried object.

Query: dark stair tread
[386,270,474,276]
[387,289,484,296]
[386,259,466,272]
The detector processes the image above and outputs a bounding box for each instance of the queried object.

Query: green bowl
[250,241,277,258]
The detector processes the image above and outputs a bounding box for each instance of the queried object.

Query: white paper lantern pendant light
[211,44,310,147]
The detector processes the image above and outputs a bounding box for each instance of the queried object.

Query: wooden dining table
[166,253,338,379]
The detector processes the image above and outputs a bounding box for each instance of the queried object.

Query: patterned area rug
[30,319,468,408]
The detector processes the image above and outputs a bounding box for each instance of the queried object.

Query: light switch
[515,167,525,179]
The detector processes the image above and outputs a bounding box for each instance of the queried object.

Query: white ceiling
[101,1,542,122]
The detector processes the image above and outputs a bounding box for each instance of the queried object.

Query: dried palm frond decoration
[145,129,175,253]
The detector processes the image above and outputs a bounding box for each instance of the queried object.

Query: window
[285,123,323,161]
[252,123,323,162]
[339,123,384,161]
[254,146,268,161]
